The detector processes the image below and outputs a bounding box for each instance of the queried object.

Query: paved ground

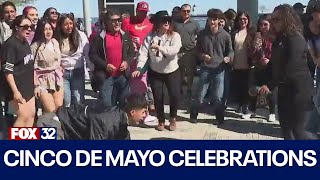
[85,83,282,140]
[128,107,282,140]
[0,82,282,140]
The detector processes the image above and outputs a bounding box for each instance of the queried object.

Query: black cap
[150,10,172,24]
[293,2,306,9]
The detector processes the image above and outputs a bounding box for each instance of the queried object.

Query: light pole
[192,4,196,15]
[83,0,92,36]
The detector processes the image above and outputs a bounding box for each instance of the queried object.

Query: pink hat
[136,1,149,12]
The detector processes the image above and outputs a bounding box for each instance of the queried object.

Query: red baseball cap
[137,1,149,12]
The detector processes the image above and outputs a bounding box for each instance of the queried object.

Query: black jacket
[268,33,314,110]
[57,102,130,140]
[89,30,134,91]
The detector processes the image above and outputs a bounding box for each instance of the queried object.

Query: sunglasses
[19,24,35,31]
[240,17,248,21]
[111,18,122,24]
[50,11,58,15]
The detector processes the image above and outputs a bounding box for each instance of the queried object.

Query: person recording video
[132,10,182,131]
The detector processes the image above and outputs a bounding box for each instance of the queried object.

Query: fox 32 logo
[9,127,57,140]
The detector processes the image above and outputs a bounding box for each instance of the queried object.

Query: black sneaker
[190,118,198,124]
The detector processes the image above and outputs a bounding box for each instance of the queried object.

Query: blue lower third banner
[0,141,319,179]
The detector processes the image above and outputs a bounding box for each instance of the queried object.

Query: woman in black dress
[260,4,316,140]
[1,15,35,127]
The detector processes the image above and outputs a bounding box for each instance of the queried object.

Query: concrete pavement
[85,83,282,140]
[0,83,282,140]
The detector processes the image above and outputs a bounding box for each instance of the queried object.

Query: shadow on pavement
[218,119,281,138]
[150,137,180,140]
[130,123,157,129]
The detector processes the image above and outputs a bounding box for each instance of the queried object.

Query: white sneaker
[242,113,251,120]
[144,115,158,123]
[268,114,276,122]
[242,111,255,120]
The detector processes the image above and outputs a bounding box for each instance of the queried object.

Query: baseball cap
[293,2,306,9]
[150,11,172,24]
[137,1,149,12]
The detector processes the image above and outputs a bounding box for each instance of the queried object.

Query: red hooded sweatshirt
[122,16,153,51]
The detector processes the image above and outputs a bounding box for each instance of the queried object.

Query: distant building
[98,0,134,16]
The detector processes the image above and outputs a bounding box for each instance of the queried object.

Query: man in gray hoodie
[190,8,234,125]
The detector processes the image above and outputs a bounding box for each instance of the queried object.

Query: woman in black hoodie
[260,4,316,140]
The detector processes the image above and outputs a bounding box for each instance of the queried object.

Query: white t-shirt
[0,21,12,43]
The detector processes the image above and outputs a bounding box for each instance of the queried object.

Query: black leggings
[178,49,197,96]
[148,69,181,123]
[233,69,250,108]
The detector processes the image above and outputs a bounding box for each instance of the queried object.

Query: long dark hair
[224,9,236,21]
[234,11,251,31]
[306,3,320,58]
[32,18,54,44]
[10,15,29,33]
[257,14,271,32]
[55,13,79,52]
[150,11,174,36]
[151,21,174,36]
[43,7,58,21]
[273,4,303,36]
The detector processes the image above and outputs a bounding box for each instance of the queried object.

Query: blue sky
[17,0,310,18]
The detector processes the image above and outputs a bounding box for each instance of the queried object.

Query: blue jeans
[99,75,130,108]
[222,64,232,105]
[191,67,225,121]
[63,69,85,107]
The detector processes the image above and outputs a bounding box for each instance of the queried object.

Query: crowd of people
[0,0,320,140]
